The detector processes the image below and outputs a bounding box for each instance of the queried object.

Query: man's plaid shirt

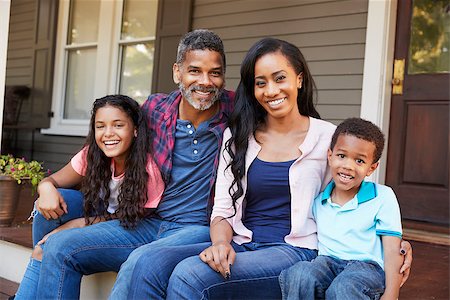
[142,89,235,206]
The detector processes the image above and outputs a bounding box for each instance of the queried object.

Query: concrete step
[0,240,117,299]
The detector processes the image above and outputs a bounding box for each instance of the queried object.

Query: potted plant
[0,154,46,227]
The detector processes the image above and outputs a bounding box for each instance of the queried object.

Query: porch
[0,190,449,299]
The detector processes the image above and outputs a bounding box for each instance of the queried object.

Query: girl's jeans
[279,255,385,300]
[15,189,210,300]
[15,189,84,300]
[128,241,318,300]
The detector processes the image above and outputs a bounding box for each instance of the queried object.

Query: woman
[126,38,411,299]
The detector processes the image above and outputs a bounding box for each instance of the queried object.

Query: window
[43,0,158,136]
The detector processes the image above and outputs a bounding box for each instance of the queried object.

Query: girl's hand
[399,240,413,287]
[37,218,85,245]
[199,241,236,279]
[36,181,68,220]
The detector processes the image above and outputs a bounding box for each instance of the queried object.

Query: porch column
[360,0,398,183]
[0,0,12,152]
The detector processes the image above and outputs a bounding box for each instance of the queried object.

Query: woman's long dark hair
[82,95,150,228]
[226,38,321,209]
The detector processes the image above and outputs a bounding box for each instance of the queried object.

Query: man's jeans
[128,241,317,300]
[279,255,385,300]
[15,189,210,300]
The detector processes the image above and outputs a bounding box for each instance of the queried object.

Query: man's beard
[179,83,221,111]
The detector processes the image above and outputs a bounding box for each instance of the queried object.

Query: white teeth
[195,91,210,95]
[267,98,285,107]
[104,141,119,145]
[338,173,353,182]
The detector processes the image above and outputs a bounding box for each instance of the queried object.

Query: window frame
[42,0,156,136]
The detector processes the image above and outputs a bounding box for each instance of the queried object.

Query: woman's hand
[199,241,236,279]
[36,181,68,220]
[37,218,86,245]
[399,240,413,287]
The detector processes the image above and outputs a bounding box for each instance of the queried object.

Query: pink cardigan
[211,117,336,249]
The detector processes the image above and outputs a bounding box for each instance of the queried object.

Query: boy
[279,118,403,300]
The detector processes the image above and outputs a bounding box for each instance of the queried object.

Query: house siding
[4,0,82,172]
[6,0,35,87]
[192,0,368,124]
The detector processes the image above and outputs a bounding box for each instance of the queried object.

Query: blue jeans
[279,255,385,300]
[15,189,210,300]
[15,189,85,300]
[110,228,210,299]
[31,189,85,245]
[129,241,317,300]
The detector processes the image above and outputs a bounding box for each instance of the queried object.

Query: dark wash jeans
[279,255,385,300]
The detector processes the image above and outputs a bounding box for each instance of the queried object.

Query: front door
[386,0,449,226]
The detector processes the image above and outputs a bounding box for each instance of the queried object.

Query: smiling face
[173,49,225,111]
[94,105,136,163]
[328,134,379,199]
[253,51,303,119]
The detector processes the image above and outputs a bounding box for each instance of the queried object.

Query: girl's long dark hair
[226,38,321,209]
[82,95,150,228]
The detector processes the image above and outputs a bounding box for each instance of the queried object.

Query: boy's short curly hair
[330,118,385,163]
[176,29,226,72]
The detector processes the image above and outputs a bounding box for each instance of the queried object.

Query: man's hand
[399,240,413,287]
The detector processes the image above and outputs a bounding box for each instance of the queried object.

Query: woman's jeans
[15,188,210,300]
[279,255,385,300]
[128,241,317,300]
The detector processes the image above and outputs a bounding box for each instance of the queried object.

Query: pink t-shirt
[71,148,164,209]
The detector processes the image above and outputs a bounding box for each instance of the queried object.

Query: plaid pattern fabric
[142,89,235,204]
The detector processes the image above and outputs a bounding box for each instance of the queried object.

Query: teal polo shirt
[313,181,402,269]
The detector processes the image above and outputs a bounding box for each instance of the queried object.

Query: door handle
[392,59,405,95]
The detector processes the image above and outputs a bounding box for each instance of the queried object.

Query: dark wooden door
[386,0,449,226]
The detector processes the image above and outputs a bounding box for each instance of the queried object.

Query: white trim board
[360,0,398,184]
[0,0,11,151]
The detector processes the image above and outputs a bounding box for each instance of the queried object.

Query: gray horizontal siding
[5,0,35,87]
[192,0,368,124]
[5,131,85,172]
[4,0,83,172]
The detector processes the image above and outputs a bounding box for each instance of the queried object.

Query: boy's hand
[399,240,413,286]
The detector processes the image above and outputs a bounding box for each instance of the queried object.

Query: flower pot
[0,175,22,227]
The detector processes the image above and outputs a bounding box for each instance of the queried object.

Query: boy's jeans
[279,255,385,300]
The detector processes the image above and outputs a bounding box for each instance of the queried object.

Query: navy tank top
[242,157,295,243]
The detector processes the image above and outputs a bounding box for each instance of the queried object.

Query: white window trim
[0,1,11,147]
[42,0,122,136]
[360,0,398,184]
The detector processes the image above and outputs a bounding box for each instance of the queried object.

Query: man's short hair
[330,118,385,163]
[176,29,226,72]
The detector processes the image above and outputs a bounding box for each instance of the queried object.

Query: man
[33,29,233,299]
[108,28,234,298]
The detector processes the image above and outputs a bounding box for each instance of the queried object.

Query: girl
[14,94,164,299]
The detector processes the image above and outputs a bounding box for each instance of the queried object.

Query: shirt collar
[321,180,377,204]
